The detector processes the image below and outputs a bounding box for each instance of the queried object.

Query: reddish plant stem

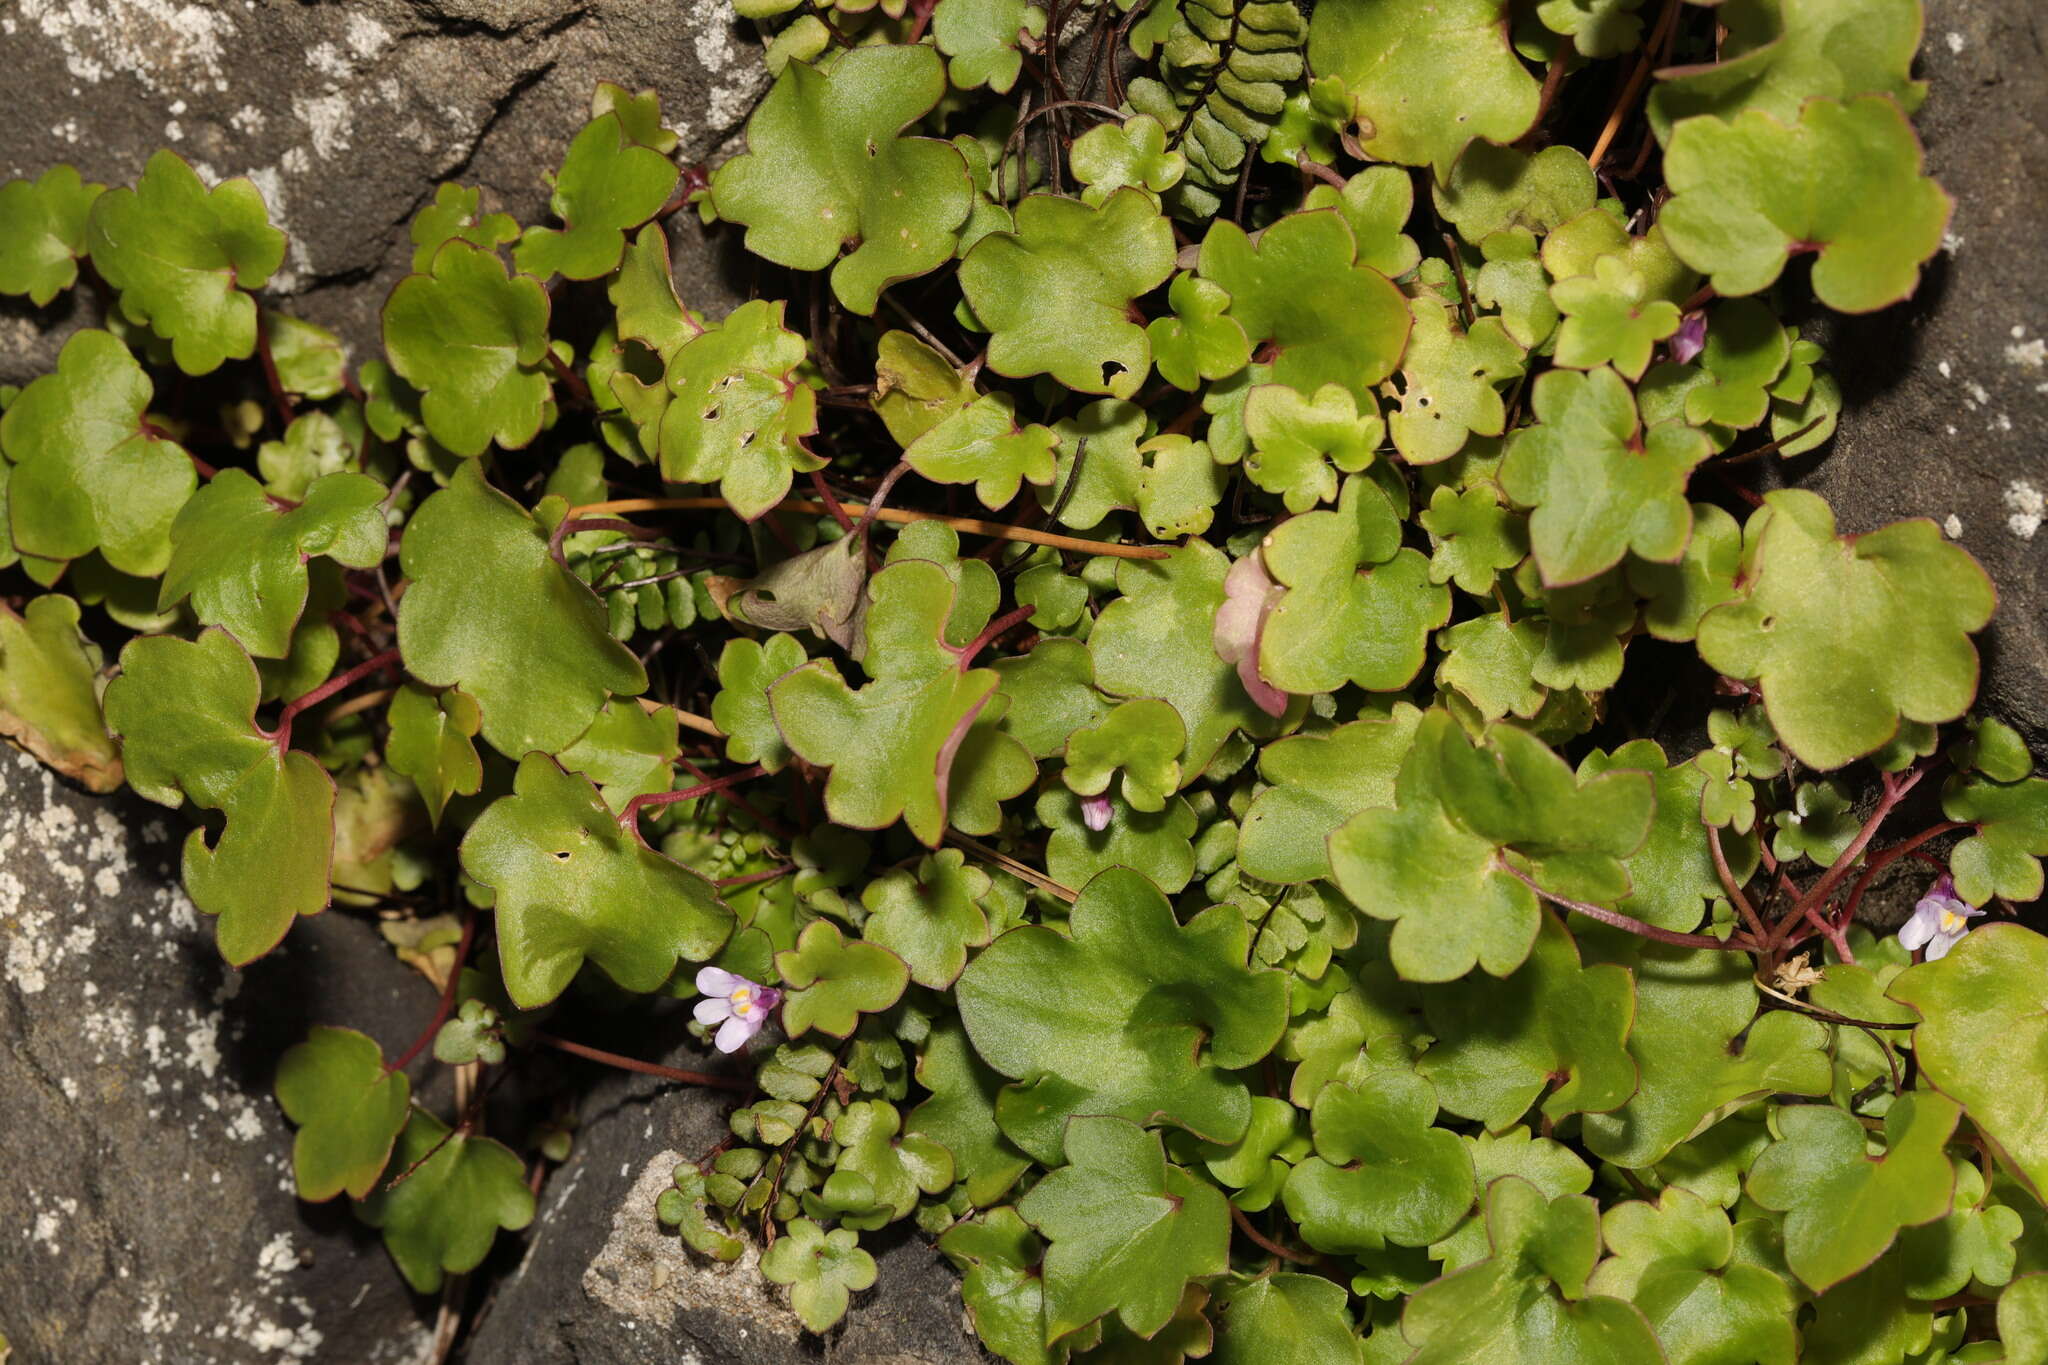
[255,314,299,429]
[1707,824,1768,943]
[808,468,856,533]
[1839,821,1966,920]
[1506,864,1753,952]
[677,755,792,839]
[1773,766,1927,948]
[548,515,658,565]
[714,864,796,892]
[1231,1204,1315,1265]
[854,460,915,541]
[531,1032,750,1092]
[187,451,222,481]
[385,910,478,1078]
[270,646,400,751]
[1798,903,1857,964]
[1714,416,1825,466]
[1293,156,1348,190]
[546,350,592,408]
[1531,46,1572,129]
[959,603,1038,670]
[618,765,768,838]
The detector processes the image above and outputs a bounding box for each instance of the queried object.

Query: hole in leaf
[1100,360,1127,387]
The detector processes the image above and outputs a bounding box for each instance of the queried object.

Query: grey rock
[1769,0,2048,750]
[0,748,438,1365]
[0,0,770,383]
[459,1038,995,1365]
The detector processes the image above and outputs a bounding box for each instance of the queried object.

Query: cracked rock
[0,749,437,1364]
[457,1023,996,1365]
[0,0,770,382]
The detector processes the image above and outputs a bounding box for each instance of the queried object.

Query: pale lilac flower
[1670,311,1709,365]
[694,966,782,1053]
[1897,875,1983,961]
[1081,793,1114,831]
[1214,551,1289,718]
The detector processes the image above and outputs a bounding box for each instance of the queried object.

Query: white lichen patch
[19,0,236,95]
[2005,326,2046,371]
[293,91,353,160]
[2005,480,2044,539]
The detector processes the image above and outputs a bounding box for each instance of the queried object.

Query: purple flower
[1897,875,1983,962]
[1670,311,1709,365]
[1214,552,1288,718]
[1080,793,1114,831]
[693,966,782,1053]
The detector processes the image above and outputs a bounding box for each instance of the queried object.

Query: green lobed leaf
[408,182,518,273]
[1089,540,1293,779]
[1585,1188,1799,1365]
[1889,926,2048,1204]
[85,150,286,375]
[909,1021,1032,1209]
[1581,940,1831,1169]
[460,754,733,1008]
[760,1217,879,1333]
[863,848,995,989]
[1197,210,1411,402]
[384,683,484,829]
[1281,1071,1475,1254]
[776,919,912,1038]
[1659,95,1951,314]
[354,1109,536,1294]
[956,865,1288,1163]
[1941,775,2048,906]
[514,111,679,282]
[1696,489,1994,771]
[1499,365,1711,587]
[655,298,823,521]
[1418,911,1639,1130]
[383,241,553,458]
[960,188,1176,400]
[1398,1177,1664,1363]
[397,462,647,759]
[158,470,388,659]
[1308,0,1541,180]
[941,1207,1058,1365]
[1,328,195,577]
[1237,704,1421,884]
[101,628,334,964]
[0,166,104,305]
[1646,0,1927,142]
[1745,1091,1961,1293]
[904,393,1059,510]
[274,1026,411,1202]
[1017,1114,1231,1344]
[1259,474,1449,695]
[1389,296,1527,465]
[711,44,972,314]
[1212,1272,1364,1365]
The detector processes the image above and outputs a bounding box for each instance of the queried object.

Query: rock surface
[0,748,438,1365]
[0,0,768,384]
[459,1040,994,1365]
